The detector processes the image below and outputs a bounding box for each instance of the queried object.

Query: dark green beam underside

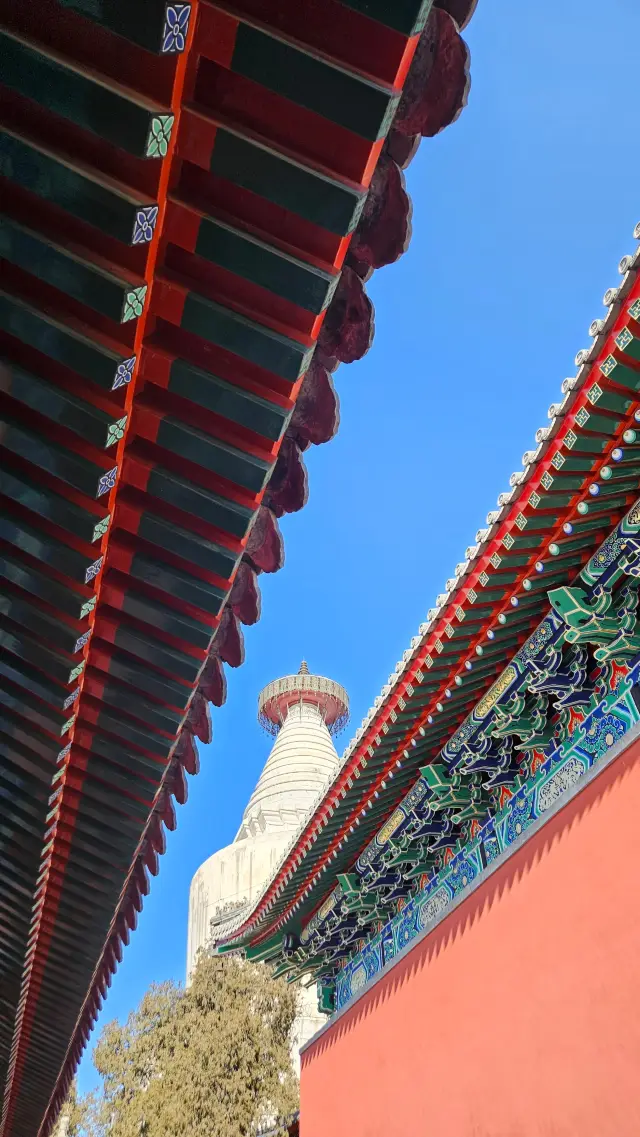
[0,30,168,157]
[232,23,396,142]
[0,466,107,545]
[193,213,337,315]
[339,0,432,35]
[210,128,366,237]
[0,289,132,390]
[0,129,155,245]
[56,0,178,53]
[0,215,145,322]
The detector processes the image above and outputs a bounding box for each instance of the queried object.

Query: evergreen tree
[52,1079,85,1136]
[69,955,299,1137]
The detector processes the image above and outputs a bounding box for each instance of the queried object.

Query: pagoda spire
[232,664,349,838]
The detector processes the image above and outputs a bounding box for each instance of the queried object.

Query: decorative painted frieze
[331,664,640,1012]
[291,501,640,1012]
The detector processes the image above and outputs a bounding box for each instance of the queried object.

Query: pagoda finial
[258,664,348,737]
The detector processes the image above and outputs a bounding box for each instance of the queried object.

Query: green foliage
[52,1079,84,1136]
[67,955,299,1137]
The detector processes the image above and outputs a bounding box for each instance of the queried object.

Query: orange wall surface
[301,736,640,1137]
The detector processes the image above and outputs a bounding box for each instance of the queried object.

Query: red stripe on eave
[24,14,203,1137]
[230,268,640,943]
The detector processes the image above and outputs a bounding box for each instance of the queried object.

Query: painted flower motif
[582,712,626,758]
[122,286,147,322]
[146,116,174,159]
[80,596,97,619]
[63,688,80,711]
[132,205,159,245]
[73,630,92,654]
[591,533,623,571]
[84,556,104,585]
[448,857,476,895]
[106,416,128,448]
[382,934,395,962]
[350,964,367,993]
[399,923,414,946]
[483,836,501,863]
[162,4,190,53]
[112,356,136,390]
[97,467,118,498]
[505,794,533,846]
[67,662,86,685]
[91,516,110,543]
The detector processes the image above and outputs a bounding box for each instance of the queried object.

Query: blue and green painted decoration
[288,499,640,1014]
[334,666,639,1009]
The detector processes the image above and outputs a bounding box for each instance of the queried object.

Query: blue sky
[77,0,640,1095]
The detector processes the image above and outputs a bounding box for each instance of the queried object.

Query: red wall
[301,737,640,1137]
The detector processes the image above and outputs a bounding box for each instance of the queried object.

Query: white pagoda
[186,662,348,1065]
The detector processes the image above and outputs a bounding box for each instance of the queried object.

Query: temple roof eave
[218,223,640,952]
[2,3,468,1131]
